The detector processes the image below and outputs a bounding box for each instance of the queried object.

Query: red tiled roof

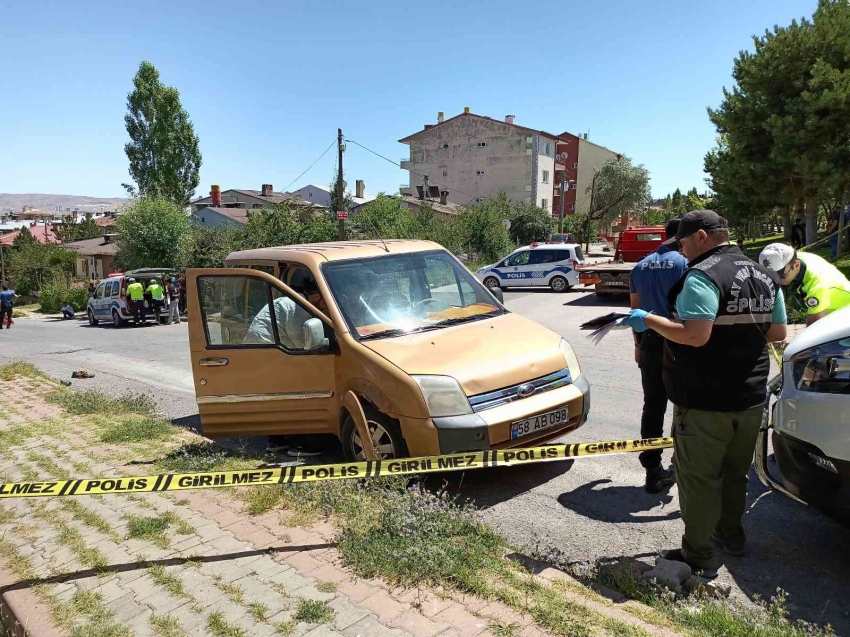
[95,217,117,227]
[399,111,566,144]
[0,225,60,246]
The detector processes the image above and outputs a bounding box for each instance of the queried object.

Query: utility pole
[337,128,346,241]
[558,171,566,234]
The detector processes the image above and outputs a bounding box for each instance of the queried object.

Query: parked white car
[86,268,174,328]
[475,243,585,292]
[757,305,850,522]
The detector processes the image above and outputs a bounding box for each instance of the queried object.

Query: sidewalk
[0,371,677,637]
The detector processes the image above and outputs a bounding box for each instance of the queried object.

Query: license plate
[511,406,569,440]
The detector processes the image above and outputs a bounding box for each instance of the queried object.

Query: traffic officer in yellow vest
[126,277,146,325]
[759,243,850,325]
[146,278,165,324]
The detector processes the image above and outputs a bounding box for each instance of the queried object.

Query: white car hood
[784,306,850,360]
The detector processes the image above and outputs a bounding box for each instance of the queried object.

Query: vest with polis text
[663,245,780,412]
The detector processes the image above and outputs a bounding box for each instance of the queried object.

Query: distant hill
[0,193,129,214]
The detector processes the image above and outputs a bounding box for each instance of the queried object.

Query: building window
[543,170,550,184]
[572,183,578,190]
[570,203,576,210]
[442,171,448,177]
[541,141,551,155]
[474,197,484,203]
[573,162,579,168]
[442,143,449,148]
[477,142,486,148]
[476,170,485,176]
[541,199,549,211]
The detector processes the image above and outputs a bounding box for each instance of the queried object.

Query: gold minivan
[187,240,590,459]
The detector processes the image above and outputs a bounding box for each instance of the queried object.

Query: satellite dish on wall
[502,219,511,230]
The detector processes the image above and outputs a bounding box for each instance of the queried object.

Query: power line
[281,139,337,193]
[344,138,481,203]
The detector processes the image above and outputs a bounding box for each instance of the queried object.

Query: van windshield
[322,250,504,339]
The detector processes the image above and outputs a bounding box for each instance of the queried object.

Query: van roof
[518,243,579,251]
[226,239,443,264]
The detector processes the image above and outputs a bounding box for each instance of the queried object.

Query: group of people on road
[625,209,850,578]
[125,276,185,326]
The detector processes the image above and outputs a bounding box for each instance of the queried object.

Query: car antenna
[369,219,390,252]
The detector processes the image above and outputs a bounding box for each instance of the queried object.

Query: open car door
[186,268,337,439]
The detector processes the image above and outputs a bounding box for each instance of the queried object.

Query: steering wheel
[412,298,446,313]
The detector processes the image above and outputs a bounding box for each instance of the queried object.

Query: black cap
[303,278,320,295]
[675,210,728,241]
[660,218,681,248]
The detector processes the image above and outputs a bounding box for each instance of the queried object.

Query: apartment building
[398,109,561,212]
[552,132,621,216]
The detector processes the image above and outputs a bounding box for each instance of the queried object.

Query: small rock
[611,557,653,578]
[643,558,692,591]
[60,380,72,386]
[684,575,731,598]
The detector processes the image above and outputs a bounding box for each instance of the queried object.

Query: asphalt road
[2,291,849,632]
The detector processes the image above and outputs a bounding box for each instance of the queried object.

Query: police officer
[628,218,687,493]
[146,278,165,323]
[621,210,787,575]
[126,277,145,325]
[758,243,850,325]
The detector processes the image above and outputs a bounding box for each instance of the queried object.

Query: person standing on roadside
[628,218,688,493]
[146,279,165,324]
[167,277,181,324]
[621,211,787,576]
[126,277,145,325]
[0,285,17,330]
[178,275,187,315]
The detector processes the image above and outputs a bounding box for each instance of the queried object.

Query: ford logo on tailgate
[516,383,536,399]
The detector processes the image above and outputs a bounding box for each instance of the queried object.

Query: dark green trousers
[672,404,762,568]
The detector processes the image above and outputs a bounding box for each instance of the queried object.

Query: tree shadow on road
[557,478,680,523]
[563,294,630,308]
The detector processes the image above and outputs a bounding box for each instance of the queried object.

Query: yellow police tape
[0,437,673,499]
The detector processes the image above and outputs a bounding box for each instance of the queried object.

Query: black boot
[645,466,675,493]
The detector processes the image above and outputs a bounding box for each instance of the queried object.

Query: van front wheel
[342,406,408,461]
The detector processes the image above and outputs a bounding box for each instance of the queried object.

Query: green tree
[236,203,302,250]
[123,61,202,205]
[329,169,354,214]
[456,193,512,263]
[115,196,191,270]
[56,214,102,243]
[7,243,76,295]
[671,188,683,213]
[300,210,340,244]
[13,227,38,248]
[581,157,651,249]
[179,225,238,269]
[509,203,551,246]
[350,195,417,240]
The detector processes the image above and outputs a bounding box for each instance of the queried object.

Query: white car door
[501,250,532,287]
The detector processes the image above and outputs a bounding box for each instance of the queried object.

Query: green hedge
[38,279,90,314]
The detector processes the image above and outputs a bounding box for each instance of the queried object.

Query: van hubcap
[552,278,565,291]
[113,311,120,326]
[485,278,499,289]
[352,420,396,460]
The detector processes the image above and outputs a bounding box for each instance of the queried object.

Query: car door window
[505,251,530,267]
[198,275,320,352]
[111,280,120,297]
[529,250,563,265]
[95,283,106,299]
[423,254,477,308]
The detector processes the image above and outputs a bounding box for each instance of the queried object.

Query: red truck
[576,227,668,296]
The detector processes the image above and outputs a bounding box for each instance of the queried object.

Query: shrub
[38,278,90,313]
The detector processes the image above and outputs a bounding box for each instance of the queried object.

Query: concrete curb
[509,554,684,637]
[0,565,62,637]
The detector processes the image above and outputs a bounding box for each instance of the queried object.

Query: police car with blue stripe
[475,243,585,292]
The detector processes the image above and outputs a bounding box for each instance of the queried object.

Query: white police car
[475,243,585,292]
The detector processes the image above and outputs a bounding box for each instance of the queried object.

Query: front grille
[468,368,572,412]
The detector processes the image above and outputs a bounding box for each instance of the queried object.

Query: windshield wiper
[359,325,442,340]
[431,313,497,327]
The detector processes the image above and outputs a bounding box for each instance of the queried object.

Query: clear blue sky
[0,0,813,201]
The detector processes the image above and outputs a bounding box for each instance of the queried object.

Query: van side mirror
[303,318,329,351]
[490,287,504,303]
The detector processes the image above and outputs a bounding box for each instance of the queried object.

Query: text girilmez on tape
[0,437,673,499]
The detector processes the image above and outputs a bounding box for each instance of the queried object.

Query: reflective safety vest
[147,284,164,300]
[792,252,850,317]
[127,282,144,301]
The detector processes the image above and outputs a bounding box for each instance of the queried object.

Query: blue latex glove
[621,309,651,333]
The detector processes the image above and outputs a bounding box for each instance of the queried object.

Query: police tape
[0,437,673,499]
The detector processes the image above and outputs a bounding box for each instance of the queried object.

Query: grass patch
[126,511,193,547]
[150,614,186,637]
[274,619,297,636]
[316,581,338,594]
[27,500,108,569]
[248,601,270,622]
[47,387,156,416]
[0,361,49,381]
[271,582,290,598]
[148,564,186,597]
[489,620,520,637]
[100,416,173,444]
[206,611,246,637]
[156,441,259,474]
[212,574,245,604]
[244,485,284,515]
[294,598,335,624]
[66,590,130,637]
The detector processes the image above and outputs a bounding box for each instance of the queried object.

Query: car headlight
[412,375,472,417]
[560,339,582,380]
[790,337,850,394]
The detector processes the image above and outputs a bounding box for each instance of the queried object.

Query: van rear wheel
[87,309,98,326]
[112,309,124,328]
[550,276,570,292]
[483,276,500,290]
[342,405,408,461]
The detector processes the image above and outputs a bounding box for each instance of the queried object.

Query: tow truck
[576,227,667,296]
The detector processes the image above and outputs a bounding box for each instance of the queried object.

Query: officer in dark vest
[620,210,787,575]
